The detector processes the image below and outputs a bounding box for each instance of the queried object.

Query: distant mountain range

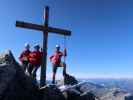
[81,78,133,93]
[78,78,133,100]
[44,78,133,100]
[45,78,133,93]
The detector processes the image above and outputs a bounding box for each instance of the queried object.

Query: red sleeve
[19,52,24,62]
[50,55,54,61]
[28,52,31,61]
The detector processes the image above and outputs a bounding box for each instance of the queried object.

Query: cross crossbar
[16,21,71,36]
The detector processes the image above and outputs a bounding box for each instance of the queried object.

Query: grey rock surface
[0,50,99,100]
[0,50,41,100]
[64,74,78,85]
[125,94,133,100]
[40,85,66,100]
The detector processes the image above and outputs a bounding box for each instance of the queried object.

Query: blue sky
[0,0,132,79]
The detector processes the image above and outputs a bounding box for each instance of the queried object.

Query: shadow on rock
[0,50,41,100]
[0,50,96,100]
[40,85,66,100]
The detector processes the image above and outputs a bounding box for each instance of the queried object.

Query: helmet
[55,45,60,48]
[34,44,40,49]
[24,43,30,49]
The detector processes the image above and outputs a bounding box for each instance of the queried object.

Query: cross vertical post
[41,6,49,86]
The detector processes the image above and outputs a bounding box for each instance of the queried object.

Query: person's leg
[23,61,28,72]
[60,62,67,76]
[52,64,58,84]
[23,64,27,72]
[32,65,40,86]
[32,66,39,79]
[28,64,34,75]
[22,63,26,71]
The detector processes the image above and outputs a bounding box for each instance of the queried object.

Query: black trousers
[52,62,66,75]
[32,65,40,79]
[22,61,29,72]
[52,62,67,84]
[28,64,34,76]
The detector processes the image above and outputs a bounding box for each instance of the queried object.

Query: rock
[63,89,81,100]
[80,92,96,100]
[40,85,66,100]
[0,50,97,100]
[57,74,78,86]
[64,74,78,85]
[78,82,104,94]
[59,82,97,100]
[125,94,133,100]
[0,50,41,100]
[58,80,97,100]
[62,88,96,100]
[0,50,17,65]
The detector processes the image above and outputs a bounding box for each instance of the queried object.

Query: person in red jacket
[50,45,67,84]
[28,44,42,80]
[19,43,31,72]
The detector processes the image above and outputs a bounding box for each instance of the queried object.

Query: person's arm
[50,55,54,62]
[19,52,24,62]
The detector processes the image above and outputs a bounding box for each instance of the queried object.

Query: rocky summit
[0,50,132,100]
[0,50,41,100]
[0,50,96,100]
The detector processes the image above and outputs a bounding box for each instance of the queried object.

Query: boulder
[58,78,96,100]
[57,74,78,86]
[80,92,96,100]
[125,94,133,100]
[40,85,66,100]
[62,88,96,100]
[64,74,78,85]
[62,89,81,100]
[0,50,41,100]
[0,50,96,100]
